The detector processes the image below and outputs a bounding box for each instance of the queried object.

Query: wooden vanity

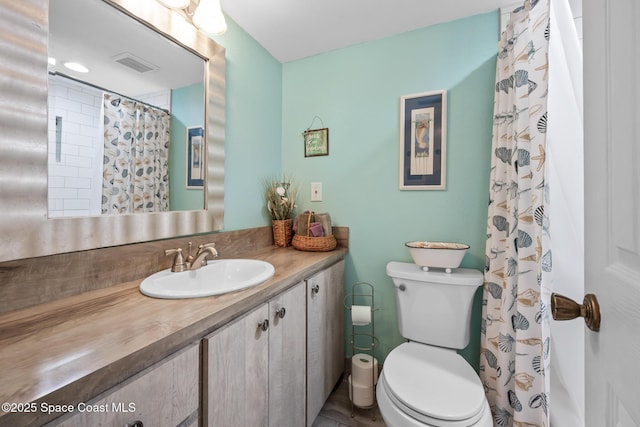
[0,227,348,426]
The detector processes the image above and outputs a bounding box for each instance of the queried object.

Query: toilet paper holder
[344,281,378,326]
[344,281,379,421]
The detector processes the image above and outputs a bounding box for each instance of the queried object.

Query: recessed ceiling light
[64,62,89,73]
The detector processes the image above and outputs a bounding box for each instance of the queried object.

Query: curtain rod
[48,71,171,114]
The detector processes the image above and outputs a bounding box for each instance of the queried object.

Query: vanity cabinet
[203,281,307,427]
[36,259,343,427]
[306,260,345,426]
[50,343,199,427]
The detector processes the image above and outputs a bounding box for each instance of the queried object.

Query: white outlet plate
[311,182,322,202]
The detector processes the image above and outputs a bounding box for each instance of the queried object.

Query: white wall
[47,75,102,217]
[136,90,171,112]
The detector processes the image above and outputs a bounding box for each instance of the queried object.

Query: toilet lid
[383,342,486,423]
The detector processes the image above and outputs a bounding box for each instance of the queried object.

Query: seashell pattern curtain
[481,1,552,426]
[102,93,171,214]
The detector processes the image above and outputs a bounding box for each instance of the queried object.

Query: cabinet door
[268,281,306,427]
[203,304,269,427]
[306,260,345,426]
[53,343,199,427]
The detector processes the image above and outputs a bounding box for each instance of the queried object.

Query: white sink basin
[140,259,275,299]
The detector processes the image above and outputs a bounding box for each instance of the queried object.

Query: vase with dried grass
[264,176,298,247]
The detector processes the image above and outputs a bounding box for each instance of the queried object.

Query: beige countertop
[0,246,347,426]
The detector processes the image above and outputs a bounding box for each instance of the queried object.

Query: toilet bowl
[376,343,492,427]
[379,262,492,427]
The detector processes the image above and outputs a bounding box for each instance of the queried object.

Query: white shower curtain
[481,1,552,425]
[547,0,585,424]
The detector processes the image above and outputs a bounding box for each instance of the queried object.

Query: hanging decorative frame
[304,128,329,157]
[303,115,329,157]
[186,126,204,188]
[399,90,447,190]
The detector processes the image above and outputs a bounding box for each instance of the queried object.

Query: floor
[312,376,387,427]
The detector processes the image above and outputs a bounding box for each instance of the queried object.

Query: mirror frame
[0,0,225,263]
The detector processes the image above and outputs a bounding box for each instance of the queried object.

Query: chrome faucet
[165,242,218,272]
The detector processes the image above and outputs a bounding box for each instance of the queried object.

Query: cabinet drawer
[50,343,199,427]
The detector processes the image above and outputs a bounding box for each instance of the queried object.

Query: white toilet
[377,261,492,427]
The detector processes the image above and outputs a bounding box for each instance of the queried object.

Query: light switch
[311,182,322,202]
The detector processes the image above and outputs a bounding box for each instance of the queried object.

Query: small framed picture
[304,128,329,157]
[399,90,447,190]
[187,126,204,188]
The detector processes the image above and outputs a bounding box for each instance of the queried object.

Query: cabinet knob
[311,284,320,294]
[258,319,269,331]
[124,422,143,427]
[276,307,286,319]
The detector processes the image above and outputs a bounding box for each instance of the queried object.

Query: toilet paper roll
[348,375,375,408]
[352,353,378,386]
[351,305,371,326]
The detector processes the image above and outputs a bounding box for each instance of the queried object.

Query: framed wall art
[399,90,447,190]
[303,128,329,157]
[187,126,204,188]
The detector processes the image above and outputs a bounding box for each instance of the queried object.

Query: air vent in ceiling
[111,52,158,73]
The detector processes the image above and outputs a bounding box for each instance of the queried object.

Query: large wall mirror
[0,0,225,262]
[48,0,207,216]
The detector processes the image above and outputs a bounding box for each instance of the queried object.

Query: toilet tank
[386,261,483,349]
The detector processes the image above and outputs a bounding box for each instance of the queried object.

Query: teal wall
[211,18,283,228]
[213,12,498,369]
[281,12,498,368]
[170,82,205,211]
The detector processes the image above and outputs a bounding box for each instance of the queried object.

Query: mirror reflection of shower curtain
[102,93,170,214]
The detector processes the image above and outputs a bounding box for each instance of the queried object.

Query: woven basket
[272,219,293,247]
[292,212,337,252]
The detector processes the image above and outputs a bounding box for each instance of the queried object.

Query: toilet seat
[381,342,487,426]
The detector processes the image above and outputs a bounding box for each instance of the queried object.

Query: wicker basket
[272,219,293,247]
[292,212,337,252]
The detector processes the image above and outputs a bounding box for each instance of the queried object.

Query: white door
[583,0,640,425]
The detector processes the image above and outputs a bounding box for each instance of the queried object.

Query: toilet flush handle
[396,284,406,291]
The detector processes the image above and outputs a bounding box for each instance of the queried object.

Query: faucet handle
[164,248,187,272]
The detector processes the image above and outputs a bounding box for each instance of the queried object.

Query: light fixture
[48,57,56,66]
[192,0,227,35]
[64,62,89,73]
[155,0,227,35]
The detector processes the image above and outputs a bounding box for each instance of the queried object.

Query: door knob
[550,292,601,332]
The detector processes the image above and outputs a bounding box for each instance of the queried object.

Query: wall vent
[112,52,158,73]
